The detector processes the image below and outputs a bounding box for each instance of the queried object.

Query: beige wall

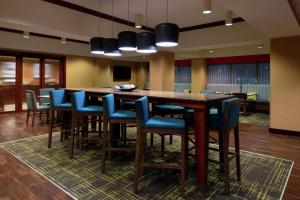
[66,56,96,88]
[191,58,207,93]
[136,62,148,89]
[270,36,300,132]
[149,51,175,91]
[66,56,147,89]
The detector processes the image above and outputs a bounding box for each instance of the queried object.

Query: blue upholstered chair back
[103,94,115,119]
[200,90,209,94]
[39,88,54,105]
[25,90,37,110]
[221,98,240,128]
[135,96,150,128]
[50,89,66,108]
[71,91,87,111]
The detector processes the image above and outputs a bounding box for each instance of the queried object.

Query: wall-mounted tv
[113,66,131,81]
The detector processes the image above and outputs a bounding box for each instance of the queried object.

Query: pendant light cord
[98,0,101,37]
[127,0,130,30]
[166,0,169,22]
[145,0,148,26]
[112,0,114,37]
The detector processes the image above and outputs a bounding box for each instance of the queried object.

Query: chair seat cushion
[145,117,185,129]
[186,108,218,115]
[54,102,72,109]
[155,105,185,112]
[37,104,49,111]
[77,105,103,113]
[111,110,136,119]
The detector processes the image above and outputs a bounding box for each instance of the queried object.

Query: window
[207,62,270,101]
[174,65,191,92]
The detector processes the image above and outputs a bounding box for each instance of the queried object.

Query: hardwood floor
[0,112,300,199]
[0,113,72,200]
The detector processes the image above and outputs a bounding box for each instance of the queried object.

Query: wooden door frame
[0,50,66,113]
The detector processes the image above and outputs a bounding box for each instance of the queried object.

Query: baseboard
[269,128,300,136]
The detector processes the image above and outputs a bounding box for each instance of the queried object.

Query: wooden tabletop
[67,88,232,105]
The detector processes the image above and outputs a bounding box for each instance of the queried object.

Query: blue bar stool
[134,96,188,196]
[48,89,72,148]
[209,97,241,194]
[152,104,185,151]
[70,91,103,159]
[101,94,136,172]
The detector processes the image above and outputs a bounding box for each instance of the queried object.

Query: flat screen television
[113,66,131,81]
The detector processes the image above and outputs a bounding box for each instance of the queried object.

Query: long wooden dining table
[66,87,232,186]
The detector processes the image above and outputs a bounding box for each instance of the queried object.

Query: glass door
[22,58,40,110]
[0,51,65,113]
[0,56,17,112]
[45,59,61,88]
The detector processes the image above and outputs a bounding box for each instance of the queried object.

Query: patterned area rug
[0,129,292,200]
[240,113,270,126]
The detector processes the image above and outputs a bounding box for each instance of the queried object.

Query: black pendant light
[155,23,179,47]
[90,0,104,54]
[136,0,157,54]
[104,0,122,57]
[118,0,137,51]
[90,37,104,54]
[136,32,157,53]
[155,0,179,47]
[103,38,121,56]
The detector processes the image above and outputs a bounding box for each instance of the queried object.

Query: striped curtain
[174,65,191,92]
[207,62,270,101]
[208,64,231,84]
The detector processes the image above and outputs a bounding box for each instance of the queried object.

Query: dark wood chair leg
[26,110,30,125]
[101,120,108,173]
[169,135,173,144]
[169,114,174,144]
[160,135,165,157]
[180,132,187,196]
[123,123,127,146]
[70,112,76,159]
[108,124,113,160]
[218,130,225,173]
[222,129,230,194]
[32,111,36,127]
[150,133,154,147]
[48,110,54,148]
[134,127,143,193]
[234,126,241,181]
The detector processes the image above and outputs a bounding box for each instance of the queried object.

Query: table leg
[193,107,209,186]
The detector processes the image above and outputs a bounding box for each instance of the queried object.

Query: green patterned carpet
[0,129,292,200]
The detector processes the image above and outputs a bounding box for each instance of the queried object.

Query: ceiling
[63,0,237,28]
[0,0,299,60]
[289,0,300,25]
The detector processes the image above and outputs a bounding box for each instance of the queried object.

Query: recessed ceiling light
[202,0,212,14]
[225,10,233,26]
[257,46,263,49]
[209,50,214,53]
[135,14,144,29]
[61,37,67,44]
[23,31,30,39]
